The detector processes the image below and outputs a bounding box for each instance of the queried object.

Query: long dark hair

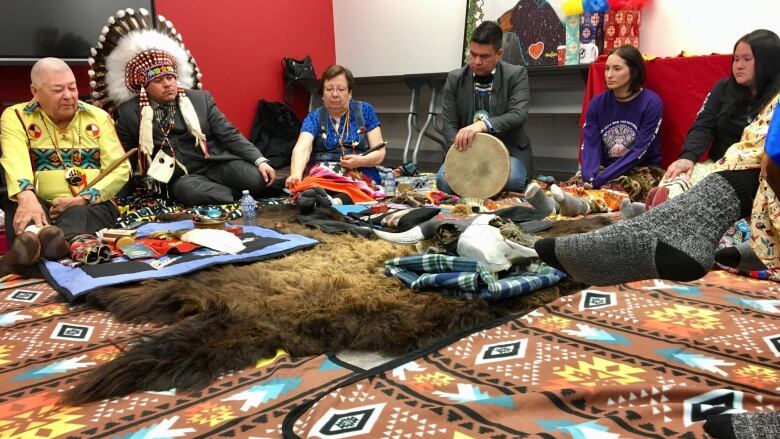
[722,29,780,121]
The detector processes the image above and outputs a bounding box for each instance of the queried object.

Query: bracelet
[482,118,494,133]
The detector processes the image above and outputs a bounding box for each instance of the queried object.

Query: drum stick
[360,141,388,156]
[78,147,138,195]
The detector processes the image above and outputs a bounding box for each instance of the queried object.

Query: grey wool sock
[551,184,590,217]
[705,412,780,439]
[620,198,646,220]
[524,182,556,216]
[715,241,768,272]
[535,173,746,286]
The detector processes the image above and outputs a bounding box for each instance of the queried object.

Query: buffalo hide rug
[63,206,613,404]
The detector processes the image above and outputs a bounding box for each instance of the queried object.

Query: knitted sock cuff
[716,170,760,218]
[731,412,780,438]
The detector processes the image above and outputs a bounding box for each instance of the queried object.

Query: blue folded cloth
[385,254,566,301]
[332,205,370,215]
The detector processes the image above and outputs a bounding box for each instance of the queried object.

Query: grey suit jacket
[115,89,264,172]
[442,60,532,170]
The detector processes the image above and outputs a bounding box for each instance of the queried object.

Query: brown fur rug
[63,206,613,404]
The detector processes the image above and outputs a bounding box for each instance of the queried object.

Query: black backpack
[248,100,301,169]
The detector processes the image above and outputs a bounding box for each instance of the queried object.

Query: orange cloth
[291,175,376,203]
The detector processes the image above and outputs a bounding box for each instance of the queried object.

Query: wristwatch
[254,157,270,167]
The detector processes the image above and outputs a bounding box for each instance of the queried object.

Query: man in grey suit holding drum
[437,20,533,195]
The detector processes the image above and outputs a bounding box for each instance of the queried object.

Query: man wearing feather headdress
[0,57,132,272]
[93,10,277,205]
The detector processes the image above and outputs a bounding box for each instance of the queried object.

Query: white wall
[640,0,780,57]
[333,0,467,77]
[334,0,780,78]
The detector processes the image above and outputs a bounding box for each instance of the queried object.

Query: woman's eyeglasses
[324,87,348,95]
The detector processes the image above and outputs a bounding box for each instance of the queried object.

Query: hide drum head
[444,133,510,199]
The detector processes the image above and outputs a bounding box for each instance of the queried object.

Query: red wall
[0,0,335,134]
[0,66,93,111]
[156,0,335,131]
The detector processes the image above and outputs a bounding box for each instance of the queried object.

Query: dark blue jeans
[435,156,527,194]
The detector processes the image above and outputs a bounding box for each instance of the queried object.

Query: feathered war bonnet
[88,8,207,173]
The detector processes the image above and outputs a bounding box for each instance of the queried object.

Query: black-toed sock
[298,187,333,214]
[533,237,567,274]
[551,184,590,216]
[524,182,556,216]
[534,171,759,286]
[704,412,780,439]
[704,413,738,439]
[715,242,768,271]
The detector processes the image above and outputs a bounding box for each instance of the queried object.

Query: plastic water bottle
[383,173,396,198]
[239,190,257,226]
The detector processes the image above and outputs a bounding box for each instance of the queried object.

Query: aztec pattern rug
[283,271,780,438]
[0,280,358,438]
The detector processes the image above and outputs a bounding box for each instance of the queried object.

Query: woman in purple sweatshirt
[579,44,664,199]
[524,45,664,217]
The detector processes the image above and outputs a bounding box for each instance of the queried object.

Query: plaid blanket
[385,254,566,301]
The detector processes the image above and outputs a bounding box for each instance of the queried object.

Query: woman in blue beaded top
[285,65,386,201]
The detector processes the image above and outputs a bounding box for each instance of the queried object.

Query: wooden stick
[78,147,138,195]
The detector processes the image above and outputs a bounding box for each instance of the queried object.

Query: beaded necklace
[328,106,355,157]
[156,103,177,151]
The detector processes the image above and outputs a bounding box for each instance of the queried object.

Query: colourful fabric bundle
[580,12,606,53]
[69,234,112,265]
[290,163,384,203]
[604,8,642,51]
[564,15,581,65]
[559,185,629,213]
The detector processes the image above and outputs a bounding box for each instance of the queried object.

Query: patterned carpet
[284,271,780,438]
[0,280,357,438]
